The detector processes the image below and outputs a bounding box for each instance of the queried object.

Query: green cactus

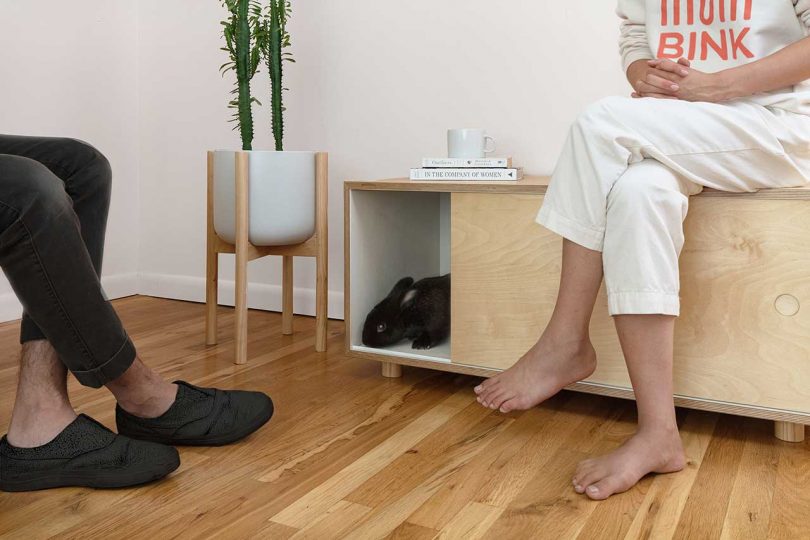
[220,0,264,151]
[220,0,293,151]
[263,0,293,151]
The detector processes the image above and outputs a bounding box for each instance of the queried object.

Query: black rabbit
[362,274,450,350]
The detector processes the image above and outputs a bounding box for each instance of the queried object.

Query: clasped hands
[629,58,734,103]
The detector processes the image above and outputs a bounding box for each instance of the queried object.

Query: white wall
[0,0,140,321]
[0,2,632,323]
[135,0,631,319]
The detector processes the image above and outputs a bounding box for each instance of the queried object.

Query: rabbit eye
[376,323,387,333]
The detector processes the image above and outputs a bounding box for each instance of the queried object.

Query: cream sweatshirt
[617,0,810,114]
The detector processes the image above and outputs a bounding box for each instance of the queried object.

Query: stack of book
[410,157,523,181]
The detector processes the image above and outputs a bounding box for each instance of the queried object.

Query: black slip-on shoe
[115,381,274,447]
[0,414,180,492]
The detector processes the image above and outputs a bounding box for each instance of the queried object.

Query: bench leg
[381,362,402,378]
[774,421,806,443]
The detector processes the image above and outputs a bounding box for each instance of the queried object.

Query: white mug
[447,128,496,159]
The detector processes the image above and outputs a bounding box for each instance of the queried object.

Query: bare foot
[474,334,596,413]
[572,427,686,500]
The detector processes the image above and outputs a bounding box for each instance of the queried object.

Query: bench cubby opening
[347,189,451,364]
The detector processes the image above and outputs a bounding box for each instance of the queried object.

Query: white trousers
[537,96,810,316]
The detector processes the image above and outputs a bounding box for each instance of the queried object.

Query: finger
[638,91,678,100]
[643,74,680,93]
[677,57,692,68]
[637,80,677,96]
[648,67,684,83]
[646,59,664,72]
[652,58,690,77]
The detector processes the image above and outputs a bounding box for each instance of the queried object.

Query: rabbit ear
[387,277,414,300]
[400,289,417,309]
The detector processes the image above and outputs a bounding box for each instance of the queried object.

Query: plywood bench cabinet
[344,177,810,442]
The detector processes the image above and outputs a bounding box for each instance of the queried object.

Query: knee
[608,161,688,217]
[0,156,72,219]
[63,138,113,198]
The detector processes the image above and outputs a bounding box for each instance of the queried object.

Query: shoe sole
[121,399,274,447]
[0,453,180,492]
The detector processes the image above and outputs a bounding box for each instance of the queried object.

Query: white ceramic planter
[213,150,316,246]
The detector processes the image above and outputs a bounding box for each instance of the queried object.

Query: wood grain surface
[0,296,807,539]
[451,192,810,417]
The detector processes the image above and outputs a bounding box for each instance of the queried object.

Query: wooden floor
[0,296,808,539]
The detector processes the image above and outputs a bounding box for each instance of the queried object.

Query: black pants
[0,135,135,388]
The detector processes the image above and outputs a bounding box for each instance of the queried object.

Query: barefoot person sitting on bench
[0,135,274,492]
[475,0,810,500]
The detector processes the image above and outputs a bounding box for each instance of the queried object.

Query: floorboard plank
[0,296,807,539]
[766,435,810,539]
[618,411,717,540]
[673,416,747,539]
[719,419,779,540]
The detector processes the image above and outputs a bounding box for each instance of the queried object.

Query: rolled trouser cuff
[70,337,137,388]
[608,290,680,316]
[536,203,605,252]
[19,313,47,343]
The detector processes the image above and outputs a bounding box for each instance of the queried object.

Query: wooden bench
[344,177,810,442]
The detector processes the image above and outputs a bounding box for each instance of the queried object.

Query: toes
[571,469,585,493]
[575,469,602,495]
[585,475,630,501]
[499,398,522,413]
[573,460,603,494]
[475,387,491,405]
[476,385,507,409]
[585,482,611,501]
[484,390,510,410]
[572,473,586,494]
[476,389,494,407]
[573,459,595,484]
[474,377,499,395]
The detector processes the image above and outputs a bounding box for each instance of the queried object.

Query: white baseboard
[0,272,343,325]
[102,272,141,300]
[0,272,140,324]
[138,272,345,320]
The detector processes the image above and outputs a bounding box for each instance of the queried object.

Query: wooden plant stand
[344,177,810,442]
[206,151,328,364]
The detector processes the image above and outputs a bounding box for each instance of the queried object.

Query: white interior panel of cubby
[349,189,451,363]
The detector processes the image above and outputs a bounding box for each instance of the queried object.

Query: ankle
[636,422,681,442]
[117,383,177,419]
[541,329,592,355]
[107,359,177,418]
[7,404,76,448]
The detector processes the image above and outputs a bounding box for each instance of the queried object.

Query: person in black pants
[0,135,274,492]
